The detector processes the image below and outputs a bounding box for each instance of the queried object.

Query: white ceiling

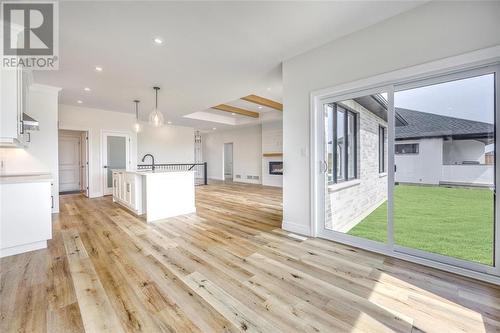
[34,1,424,130]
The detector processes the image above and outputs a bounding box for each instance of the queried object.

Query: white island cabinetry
[112,170,144,215]
[112,170,195,222]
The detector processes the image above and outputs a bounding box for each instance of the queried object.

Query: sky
[394,73,494,124]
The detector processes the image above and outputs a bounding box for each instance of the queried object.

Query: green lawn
[348,185,494,266]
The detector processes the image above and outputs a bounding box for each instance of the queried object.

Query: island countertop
[112,169,195,176]
[0,173,53,184]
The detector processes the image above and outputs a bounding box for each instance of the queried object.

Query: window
[331,103,357,183]
[395,143,419,154]
[378,126,386,173]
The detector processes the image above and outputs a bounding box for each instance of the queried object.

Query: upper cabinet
[0,67,32,147]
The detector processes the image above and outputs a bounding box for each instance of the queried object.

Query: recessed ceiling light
[212,127,217,130]
[84,87,91,92]
[231,113,236,116]
[95,66,103,72]
[258,106,263,109]
[153,37,163,45]
[77,100,83,104]
[167,121,172,124]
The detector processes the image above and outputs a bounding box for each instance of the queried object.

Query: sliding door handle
[319,160,328,173]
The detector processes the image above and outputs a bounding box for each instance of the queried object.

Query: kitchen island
[112,169,195,223]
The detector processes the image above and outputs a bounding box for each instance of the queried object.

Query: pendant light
[148,86,164,127]
[133,100,141,133]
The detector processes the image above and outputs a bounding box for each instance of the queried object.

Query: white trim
[387,87,395,249]
[282,220,312,237]
[310,46,500,284]
[0,240,47,258]
[495,63,500,271]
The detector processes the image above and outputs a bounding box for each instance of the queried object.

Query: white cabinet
[0,67,30,147]
[0,178,52,257]
[112,170,143,214]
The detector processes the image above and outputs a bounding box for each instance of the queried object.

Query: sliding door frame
[309,47,500,284]
[392,65,499,276]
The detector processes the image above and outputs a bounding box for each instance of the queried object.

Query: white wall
[395,138,443,185]
[262,121,283,187]
[282,1,500,235]
[203,125,262,184]
[58,105,137,198]
[442,164,493,187]
[137,124,194,164]
[0,84,61,212]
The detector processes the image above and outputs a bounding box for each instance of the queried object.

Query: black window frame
[332,103,358,184]
[395,143,419,155]
[378,125,386,173]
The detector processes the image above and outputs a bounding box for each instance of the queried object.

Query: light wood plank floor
[1,182,500,332]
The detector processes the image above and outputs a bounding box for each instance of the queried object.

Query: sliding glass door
[316,64,499,278]
[322,89,390,247]
[393,69,496,269]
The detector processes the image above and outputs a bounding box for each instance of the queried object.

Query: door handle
[319,160,328,173]
[103,165,108,168]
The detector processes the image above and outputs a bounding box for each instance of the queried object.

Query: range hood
[23,113,39,131]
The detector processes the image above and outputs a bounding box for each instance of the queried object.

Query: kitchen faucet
[141,154,155,171]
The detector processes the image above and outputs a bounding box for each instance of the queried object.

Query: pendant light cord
[134,100,140,120]
[154,87,160,109]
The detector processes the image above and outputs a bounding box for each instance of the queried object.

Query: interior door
[102,132,130,195]
[224,142,233,180]
[59,136,81,192]
[80,132,89,197]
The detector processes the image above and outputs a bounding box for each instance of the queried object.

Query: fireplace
[269,161,283,175]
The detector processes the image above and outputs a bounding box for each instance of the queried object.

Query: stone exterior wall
[325,99,388,232]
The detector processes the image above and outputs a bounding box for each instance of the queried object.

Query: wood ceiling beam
[212,104,259,118]
[241,94,283,111]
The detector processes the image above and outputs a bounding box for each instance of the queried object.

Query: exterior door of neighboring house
[102,132,130,195]
[312,63,500,282]
[224,142,233,181]
[59,135,81,192]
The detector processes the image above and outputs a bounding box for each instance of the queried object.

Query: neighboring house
[395,108,494,187]
[327,96,494,233]
[326,96,388,232]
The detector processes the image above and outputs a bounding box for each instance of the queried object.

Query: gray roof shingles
[395,108,494,140]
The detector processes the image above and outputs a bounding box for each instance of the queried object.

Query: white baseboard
[0,240,47,258]
[281,220,311,237]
